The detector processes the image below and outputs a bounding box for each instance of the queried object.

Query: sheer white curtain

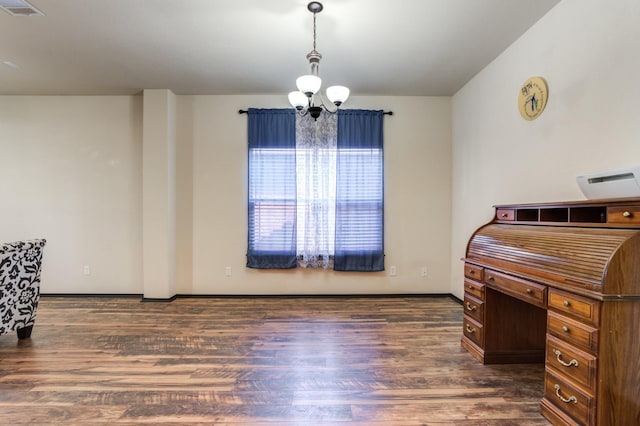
[295,112,337,268]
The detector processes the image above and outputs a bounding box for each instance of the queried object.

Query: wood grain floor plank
[0,296,549,424]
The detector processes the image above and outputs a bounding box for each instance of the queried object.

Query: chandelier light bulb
[326,85,350,106]
[288,91,308,109]
[296,75,322,97]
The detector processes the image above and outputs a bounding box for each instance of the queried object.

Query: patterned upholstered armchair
[0,239,46,339]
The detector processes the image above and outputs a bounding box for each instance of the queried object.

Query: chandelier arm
[316,91,338,114]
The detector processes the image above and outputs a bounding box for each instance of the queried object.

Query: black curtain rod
[238,109,393,116]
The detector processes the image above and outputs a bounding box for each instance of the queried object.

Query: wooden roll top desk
[461,198,640,426]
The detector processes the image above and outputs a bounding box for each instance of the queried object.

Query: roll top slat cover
[467,224,640,293]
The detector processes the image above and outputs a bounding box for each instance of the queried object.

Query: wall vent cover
[577,166,640,199]
[0,0,44,16]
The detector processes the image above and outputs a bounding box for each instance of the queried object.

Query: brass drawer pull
[554,384,578,404]
[526,288,532,294]
[562,326,570,333]
[487,276,495,282]
[623,211,632,217]
[501,213,508,218]
[563,300,570,307]
[553,349,579,367]
[468,270,475,275]
[465,302,477,312]
[465,324,476,334]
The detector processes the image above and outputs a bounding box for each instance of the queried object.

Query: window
[247,108,384,272]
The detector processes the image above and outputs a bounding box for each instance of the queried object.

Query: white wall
[450,0,640,299]
[1,94,452,295]
[0,96,143,294]
[179,95,452,295]
[11,0,636,298]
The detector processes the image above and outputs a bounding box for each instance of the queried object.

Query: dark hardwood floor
[0,296,549,425]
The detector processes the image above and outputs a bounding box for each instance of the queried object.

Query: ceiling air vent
[0,0,44,16]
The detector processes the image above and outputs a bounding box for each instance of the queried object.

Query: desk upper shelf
[466,198,640,297]
[493,197,640,228]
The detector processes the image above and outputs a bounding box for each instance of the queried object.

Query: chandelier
[288,1,350,120]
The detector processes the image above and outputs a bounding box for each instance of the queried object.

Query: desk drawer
[463,316,484,347]
[484,269,547,307]
[548,288,600,326]
[463,293,484,323]
[544,370,595,426]
[464,263,483,281]
[547,310,598,354]
[464,278,485,300]
[607,205,640,224]
[546,334,597,390]
[496,208,515,221]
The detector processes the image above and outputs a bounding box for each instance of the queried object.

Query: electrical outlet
[421,266,428,277]
[225,266,232,277]
[83,265,91,275]
[389,265,397,276]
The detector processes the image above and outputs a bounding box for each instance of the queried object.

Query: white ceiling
[0,0,561,96]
